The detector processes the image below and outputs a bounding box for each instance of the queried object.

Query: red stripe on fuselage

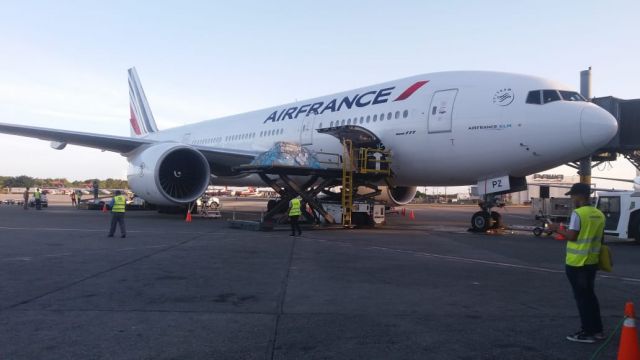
[394,80,429,101]
[129,106,142,135]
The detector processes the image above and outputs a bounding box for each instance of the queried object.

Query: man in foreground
[549,183,605,343]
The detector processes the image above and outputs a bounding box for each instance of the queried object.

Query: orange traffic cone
[102,203,107,213]
[554,223,566,241]
[402,208,406,216]
[618,301,640,360]
[409,210,415,220]
[185,210,192,223]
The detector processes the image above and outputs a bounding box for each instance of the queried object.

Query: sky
[0,0,638,191]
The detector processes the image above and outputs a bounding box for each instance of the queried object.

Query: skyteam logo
[492,88,515,106]
[263,81,428,123]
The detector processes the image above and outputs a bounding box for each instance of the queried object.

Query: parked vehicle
[28,194,48,208]
[596,190,640,243]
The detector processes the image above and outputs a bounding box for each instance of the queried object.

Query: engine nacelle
[127,143,211,206]
[375,186,418,206]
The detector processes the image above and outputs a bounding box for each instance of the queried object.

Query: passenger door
[428,89,458,133]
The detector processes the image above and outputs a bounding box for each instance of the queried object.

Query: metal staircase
[341,139,354,227]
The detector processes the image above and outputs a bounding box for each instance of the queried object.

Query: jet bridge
[591,97,640,170]
[234,125,392,229]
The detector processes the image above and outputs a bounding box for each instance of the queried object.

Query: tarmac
[0,199,639,359]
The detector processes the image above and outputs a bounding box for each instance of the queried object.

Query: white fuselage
[138,71,617,187]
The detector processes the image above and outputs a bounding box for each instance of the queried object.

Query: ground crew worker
[76,190,82,208]
[70,191,76,207]
[34,188,42,210]
[23,187,30,210]
[107,190,127,238]
[287,196,302,236]
[92,180,99,201]
[549,183,605,343]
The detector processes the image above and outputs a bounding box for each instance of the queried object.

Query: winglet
[128,67,158,137]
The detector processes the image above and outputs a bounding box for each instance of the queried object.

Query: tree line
[0,176,128,189]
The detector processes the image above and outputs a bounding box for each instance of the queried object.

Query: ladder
[341,139,354,227]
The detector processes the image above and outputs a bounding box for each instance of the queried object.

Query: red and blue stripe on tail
[128,67,158,137]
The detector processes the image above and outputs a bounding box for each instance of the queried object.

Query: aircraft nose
[580,106,618,151]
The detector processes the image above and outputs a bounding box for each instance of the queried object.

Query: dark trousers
[566,264,602,334]
[35,199,41,210]
[109,212,126,236]
[290,215,301,235]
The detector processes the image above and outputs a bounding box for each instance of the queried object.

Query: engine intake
[127,143,211,205]
[375,186,417,206]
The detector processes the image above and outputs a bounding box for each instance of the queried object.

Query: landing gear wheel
[490,211,502,229]
[471,211,492,232]
[533,227,544,237]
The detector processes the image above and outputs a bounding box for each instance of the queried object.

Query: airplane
[0,68,618,231]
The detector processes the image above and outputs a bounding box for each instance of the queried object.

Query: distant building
[508,173,581,205]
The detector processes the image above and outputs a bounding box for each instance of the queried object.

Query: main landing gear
[470,195,504,232]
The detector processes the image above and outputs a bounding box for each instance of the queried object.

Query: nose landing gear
[470,195,504,232]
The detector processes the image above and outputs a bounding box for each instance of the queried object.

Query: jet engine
[127,143,211,206]
[374,186,418,206]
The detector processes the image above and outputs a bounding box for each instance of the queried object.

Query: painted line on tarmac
[305,238,640,284]
[1,244,174,262]
[0,226,224,235]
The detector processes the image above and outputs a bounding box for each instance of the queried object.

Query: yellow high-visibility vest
[112,195,126,213]
[566,206,605,266]
[34,191,41,199]
[289,198,301,216]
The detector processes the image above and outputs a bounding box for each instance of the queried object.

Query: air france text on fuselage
[262,80,429,123]
[263,87,395,123]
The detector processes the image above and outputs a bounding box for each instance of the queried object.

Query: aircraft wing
[0,122,151,153]
[0,122,258,166]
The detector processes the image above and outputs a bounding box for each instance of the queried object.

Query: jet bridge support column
[579,67,593,185]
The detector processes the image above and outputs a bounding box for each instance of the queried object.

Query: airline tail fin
[128,67,159,137]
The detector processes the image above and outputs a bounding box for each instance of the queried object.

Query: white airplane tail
[128,67,159,137]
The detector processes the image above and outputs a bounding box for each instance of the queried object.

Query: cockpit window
[559,91,586,102]
[542,90,561,104]
[526,90,541,104]
[527,89,585,105]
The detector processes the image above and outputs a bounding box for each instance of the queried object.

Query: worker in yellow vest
[107,190,127,238]
[34,188,42,210]
[549,183,605,343]
[287,196,302,236]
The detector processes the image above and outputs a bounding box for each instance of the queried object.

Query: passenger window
[360,116,364,124]
[432,106,437,115]
[395,111,400,119]
[366,115,371,123]
[330,121,334,127]
[559,91,586,101]
[542,90,561,104]
[341,119,345,126]
[387,112,392,120]
[403,110,409,118]
[347,119,351,125]
[372,114,377,122]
